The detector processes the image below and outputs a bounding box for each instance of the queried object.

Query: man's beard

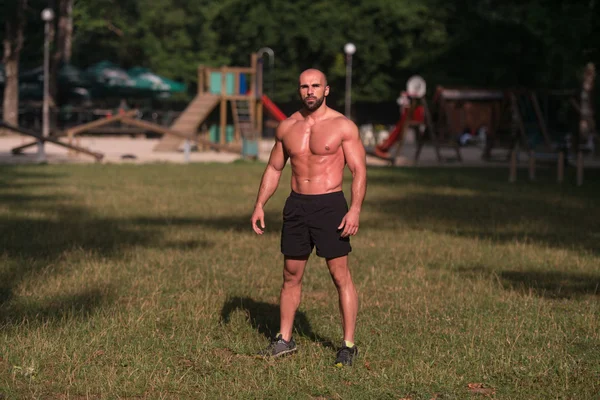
[302,95,325,111]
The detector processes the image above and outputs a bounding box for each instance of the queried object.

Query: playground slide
[372,105,426,159]
[262,94,287,122]
[373,108,410,158]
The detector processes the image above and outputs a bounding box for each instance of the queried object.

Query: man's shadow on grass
[220,296,336,350]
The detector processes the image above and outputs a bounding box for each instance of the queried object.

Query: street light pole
[344,43,356,119]
[38,8,55,162]
[257,47,275,97]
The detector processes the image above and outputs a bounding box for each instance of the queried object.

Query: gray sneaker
[334,343,358,367]
[257,333,297,358]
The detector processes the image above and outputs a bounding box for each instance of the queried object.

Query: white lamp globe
[41,8,55,22]
[344,43,356,55]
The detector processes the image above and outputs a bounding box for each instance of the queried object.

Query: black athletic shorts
[280,191,352,258]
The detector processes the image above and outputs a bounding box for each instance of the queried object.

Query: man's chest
[283,122,343,156]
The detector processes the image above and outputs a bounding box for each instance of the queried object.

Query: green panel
[209,125,219,142]
[226,125,234,143]
[209,72,235,95]
[209,124,235,143]
[242,138,259,157]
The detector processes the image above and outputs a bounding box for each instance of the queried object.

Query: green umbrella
[59,63,91,87]
[84,60,134,98]
[127,67,187,94]
[83,62,188,98]
[85,61,132,87]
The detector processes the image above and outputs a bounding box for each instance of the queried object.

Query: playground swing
[434,87,508,162]
[508,64,595,186]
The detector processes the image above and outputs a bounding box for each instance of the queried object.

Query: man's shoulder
[324,112,358,140]
[323,109,355,126]
[276,114,302,139]
[286,112,305,123]
[327,113,358,134]
[280,115,303,129]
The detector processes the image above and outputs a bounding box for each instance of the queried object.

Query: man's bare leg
[279,255,309,341]
[326,255,358,343]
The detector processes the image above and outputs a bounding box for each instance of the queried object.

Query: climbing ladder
[232,99,259,158]
[232,99,256,140]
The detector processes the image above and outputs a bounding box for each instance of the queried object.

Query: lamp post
[344,42,356,119]
[38,7,54,161]
[257,47,274,97]
[257,47,275,137]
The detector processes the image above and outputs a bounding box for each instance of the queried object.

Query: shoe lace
[270,336,290,348]
[336,346,352,360]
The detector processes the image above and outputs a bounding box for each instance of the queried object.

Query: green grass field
[1,162,599,399]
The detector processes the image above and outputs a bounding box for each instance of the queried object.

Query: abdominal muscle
[289,152,345,195]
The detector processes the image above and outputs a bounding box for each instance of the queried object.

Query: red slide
[262,94,287,122]
[376,108,410,155]
[374,105,425,158]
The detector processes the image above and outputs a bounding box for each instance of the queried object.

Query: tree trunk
[579,62,596,141]
[2,0,26,126]
[50,0,74,105]
[2,54,19,126]
[55,0,74,63]
[63,0,73,63]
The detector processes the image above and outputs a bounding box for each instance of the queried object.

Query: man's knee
[283,270,303,287]
[332,270,353,289]
[327,258,353,288]
[283,258,307,287]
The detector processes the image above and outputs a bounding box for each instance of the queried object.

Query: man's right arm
[251,124,289,234]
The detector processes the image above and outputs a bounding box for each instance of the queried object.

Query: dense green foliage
[2,0,599,104]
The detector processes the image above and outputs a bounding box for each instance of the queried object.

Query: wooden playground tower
[36,53,268,157]
[153,53,265,153]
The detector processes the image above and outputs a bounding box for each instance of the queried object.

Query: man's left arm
[338,120,367,237]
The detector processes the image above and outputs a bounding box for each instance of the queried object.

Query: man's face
[298,71,329,111]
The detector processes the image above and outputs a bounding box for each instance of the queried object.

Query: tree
[51,0,74,102]
[58,0,73,63]
[2,0,27,125]
[7,0,599,116]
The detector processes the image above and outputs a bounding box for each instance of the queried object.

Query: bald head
[299,69,328,87]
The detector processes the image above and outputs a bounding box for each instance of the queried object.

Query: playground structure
[63,109,237,155]
[432,87,505,156]
[1,120,104,161]
[368,91,428,163]
[365,76,464,165]
[368,64,596,184]
[429,64,596,185]
[467,63,597,185]
[3,53,595,178]
[10,53,287,161]
[507,87,594,186]
[152,53,286,155]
